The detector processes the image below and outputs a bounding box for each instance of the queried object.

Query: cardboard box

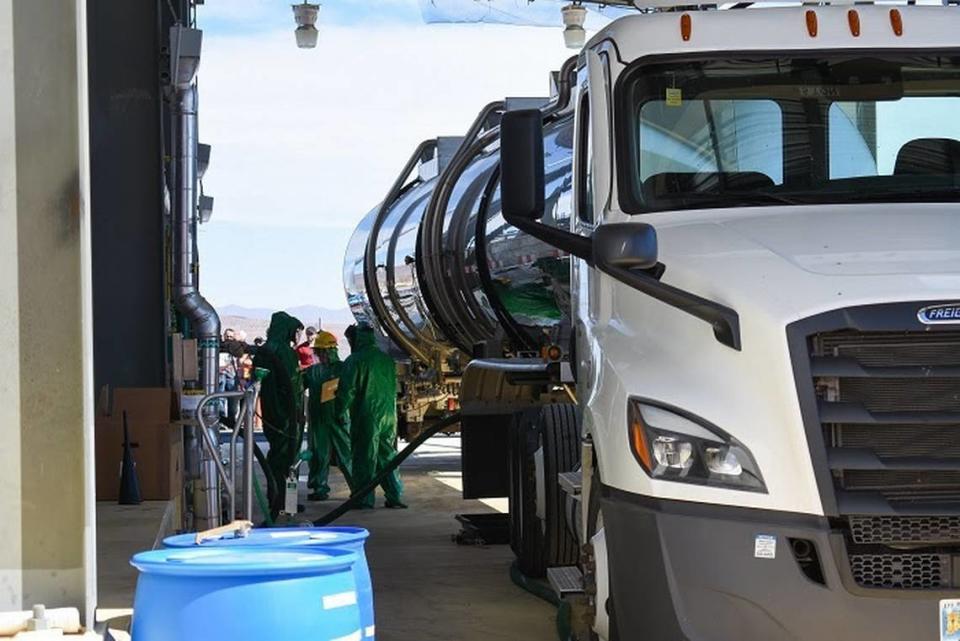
[95,388,183,502]
[112,387,178,423]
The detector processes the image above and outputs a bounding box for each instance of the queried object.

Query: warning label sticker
[754,534,777,560]
[665,88,683,107]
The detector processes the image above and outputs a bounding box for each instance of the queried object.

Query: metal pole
[243,382,261,520]
[195,391,245,523]
[229,407,241,518]
[196,418,232,515]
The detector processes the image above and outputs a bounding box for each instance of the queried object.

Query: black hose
[245,427,278,503]
[509,561,573,641]
[312,412,462,526]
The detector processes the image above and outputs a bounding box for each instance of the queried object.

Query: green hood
[265,311,303,346]
[352,324,377,350]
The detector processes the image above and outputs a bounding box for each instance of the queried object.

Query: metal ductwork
[169,26,221,529]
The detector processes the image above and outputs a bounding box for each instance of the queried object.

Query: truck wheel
[509,404,581,578]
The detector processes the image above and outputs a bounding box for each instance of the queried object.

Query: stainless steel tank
[345,61,576,358]
[342,58,577,430]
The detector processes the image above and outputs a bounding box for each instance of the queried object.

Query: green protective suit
[252,311,304,516]
[303,348,354,498]
[335,325,403,508]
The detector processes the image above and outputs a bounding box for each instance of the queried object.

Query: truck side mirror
[499,109,593,263]
[500,109,545,221]
[593,223,658,270]
[593,222,742,350]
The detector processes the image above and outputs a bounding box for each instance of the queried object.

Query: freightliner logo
[918,303,960,324]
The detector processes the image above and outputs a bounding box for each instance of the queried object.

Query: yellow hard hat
[312,331,338,350]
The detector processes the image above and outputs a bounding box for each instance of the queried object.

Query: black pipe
[313,412,462,525]
[474,165,537,352]
[509,560,573,641]
[365,140,438,363]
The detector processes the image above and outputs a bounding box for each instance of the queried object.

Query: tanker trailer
[343,57,578,438]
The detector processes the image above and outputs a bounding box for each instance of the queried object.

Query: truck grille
[850,553,950,590]
[802,324,960,590]
[850,516,960,545]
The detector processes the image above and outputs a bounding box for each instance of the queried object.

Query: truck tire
[509,404,581,578]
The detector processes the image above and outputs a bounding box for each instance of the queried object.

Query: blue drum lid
[132,546,357,577]
[164,526,369,548]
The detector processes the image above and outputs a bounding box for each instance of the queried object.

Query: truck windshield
[617,53,960,213]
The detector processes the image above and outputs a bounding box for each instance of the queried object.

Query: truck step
[558,470,582,496]
[547,565,584,596]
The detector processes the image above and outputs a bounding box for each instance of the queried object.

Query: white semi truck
[346,3,960,638]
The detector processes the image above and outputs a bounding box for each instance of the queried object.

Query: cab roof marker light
[890,8,903,36]
[680,14,692,42]
[848,9,861,37]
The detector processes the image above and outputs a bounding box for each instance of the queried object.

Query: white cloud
[198,22,576,232]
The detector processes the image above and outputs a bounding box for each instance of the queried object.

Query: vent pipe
[170,26,221,529]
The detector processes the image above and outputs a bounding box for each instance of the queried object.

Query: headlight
[628,398,766,492]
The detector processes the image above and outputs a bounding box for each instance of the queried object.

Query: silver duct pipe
[173,82,222,530]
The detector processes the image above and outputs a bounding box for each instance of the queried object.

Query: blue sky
[196,0,613,311]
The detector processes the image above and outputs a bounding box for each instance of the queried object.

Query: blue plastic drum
[164,527,375,640]
[130,547,361,641]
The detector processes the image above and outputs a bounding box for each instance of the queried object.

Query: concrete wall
[0,0,96,621]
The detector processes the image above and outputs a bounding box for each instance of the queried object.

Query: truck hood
[653,203,960,323]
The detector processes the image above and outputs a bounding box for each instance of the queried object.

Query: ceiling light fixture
[292,2,321,49]
[561,4,587,49]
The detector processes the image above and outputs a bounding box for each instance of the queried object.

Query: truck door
[575,50,613,401]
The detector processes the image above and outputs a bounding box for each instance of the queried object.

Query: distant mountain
[218,305,274,320]
[285,305,355,325]
[219,314,353,354]
[217,304,354,325]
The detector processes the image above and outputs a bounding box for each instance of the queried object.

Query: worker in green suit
[252,311,304,518]
[303,330,354,501]
[336,323,406,509]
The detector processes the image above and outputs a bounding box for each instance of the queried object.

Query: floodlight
[198,195,214,224]
[197,144,211,180]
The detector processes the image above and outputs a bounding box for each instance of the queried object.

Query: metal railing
[195,381,262,524]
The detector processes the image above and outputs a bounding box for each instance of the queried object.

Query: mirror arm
[506,215,594,265]
[597,260,742,351]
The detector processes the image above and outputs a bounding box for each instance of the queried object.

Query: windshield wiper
[713,191,806,206]
[837,186,960,203]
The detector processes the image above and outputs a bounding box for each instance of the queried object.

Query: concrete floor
[96,436,557,641]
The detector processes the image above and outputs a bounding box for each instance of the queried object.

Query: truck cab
[500,3,960,639]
